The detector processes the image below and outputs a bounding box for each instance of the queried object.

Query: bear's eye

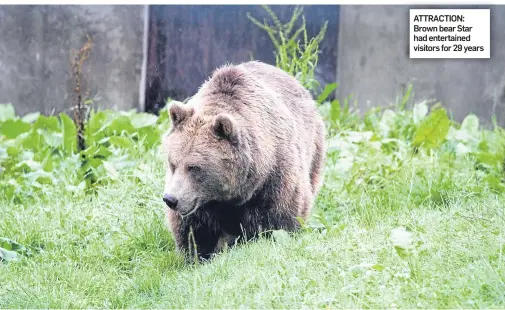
[169,162,176,172]
[187,165,201,174]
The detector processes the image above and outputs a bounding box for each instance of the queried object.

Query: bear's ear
[168,101,193,127]
[212,113,238,143]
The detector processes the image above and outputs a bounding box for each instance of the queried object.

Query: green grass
[1,100,505,308]
[3,8,503,308]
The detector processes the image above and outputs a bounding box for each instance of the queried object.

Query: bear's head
[161,101,252,216]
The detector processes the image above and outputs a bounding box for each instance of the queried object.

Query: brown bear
[161,60,326,261]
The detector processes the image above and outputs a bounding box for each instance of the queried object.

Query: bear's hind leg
[239,207,301,243]
[238,180,312,243]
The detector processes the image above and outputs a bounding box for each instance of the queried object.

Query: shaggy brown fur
[161,61,326,261]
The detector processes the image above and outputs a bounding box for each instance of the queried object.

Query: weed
[247,5,328,92]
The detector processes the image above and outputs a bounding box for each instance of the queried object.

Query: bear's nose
[163,194,178,210]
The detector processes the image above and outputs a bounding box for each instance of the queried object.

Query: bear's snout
[163,193,179,210]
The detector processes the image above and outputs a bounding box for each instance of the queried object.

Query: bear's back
[239,61,315,107]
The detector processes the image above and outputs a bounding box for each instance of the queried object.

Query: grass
[3,7,503,308]
[1,100,505,308]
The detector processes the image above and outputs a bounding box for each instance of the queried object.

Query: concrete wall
[336,5,505,125]
[0,5,146,117]
[4,5,505,125]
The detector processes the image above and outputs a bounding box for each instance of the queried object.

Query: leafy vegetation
[1,6,505,309]
[2,91,505,307]
[0,104,171,203]
[247,5,327,92]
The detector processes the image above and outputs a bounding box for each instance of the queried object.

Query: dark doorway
[145,5,340,114]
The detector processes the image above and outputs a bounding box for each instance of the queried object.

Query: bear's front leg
[167,209,221,261]
[239,206,301,242]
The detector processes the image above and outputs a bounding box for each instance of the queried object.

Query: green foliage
[0,104,15,122]
[60,112,77,155]
[0,237,29,262]
[317,83,338,104]
[315,87,505,224]
[413,107,450,149]
[0,103,171,203]
[1,17,505,308]
[247,5,328,91]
